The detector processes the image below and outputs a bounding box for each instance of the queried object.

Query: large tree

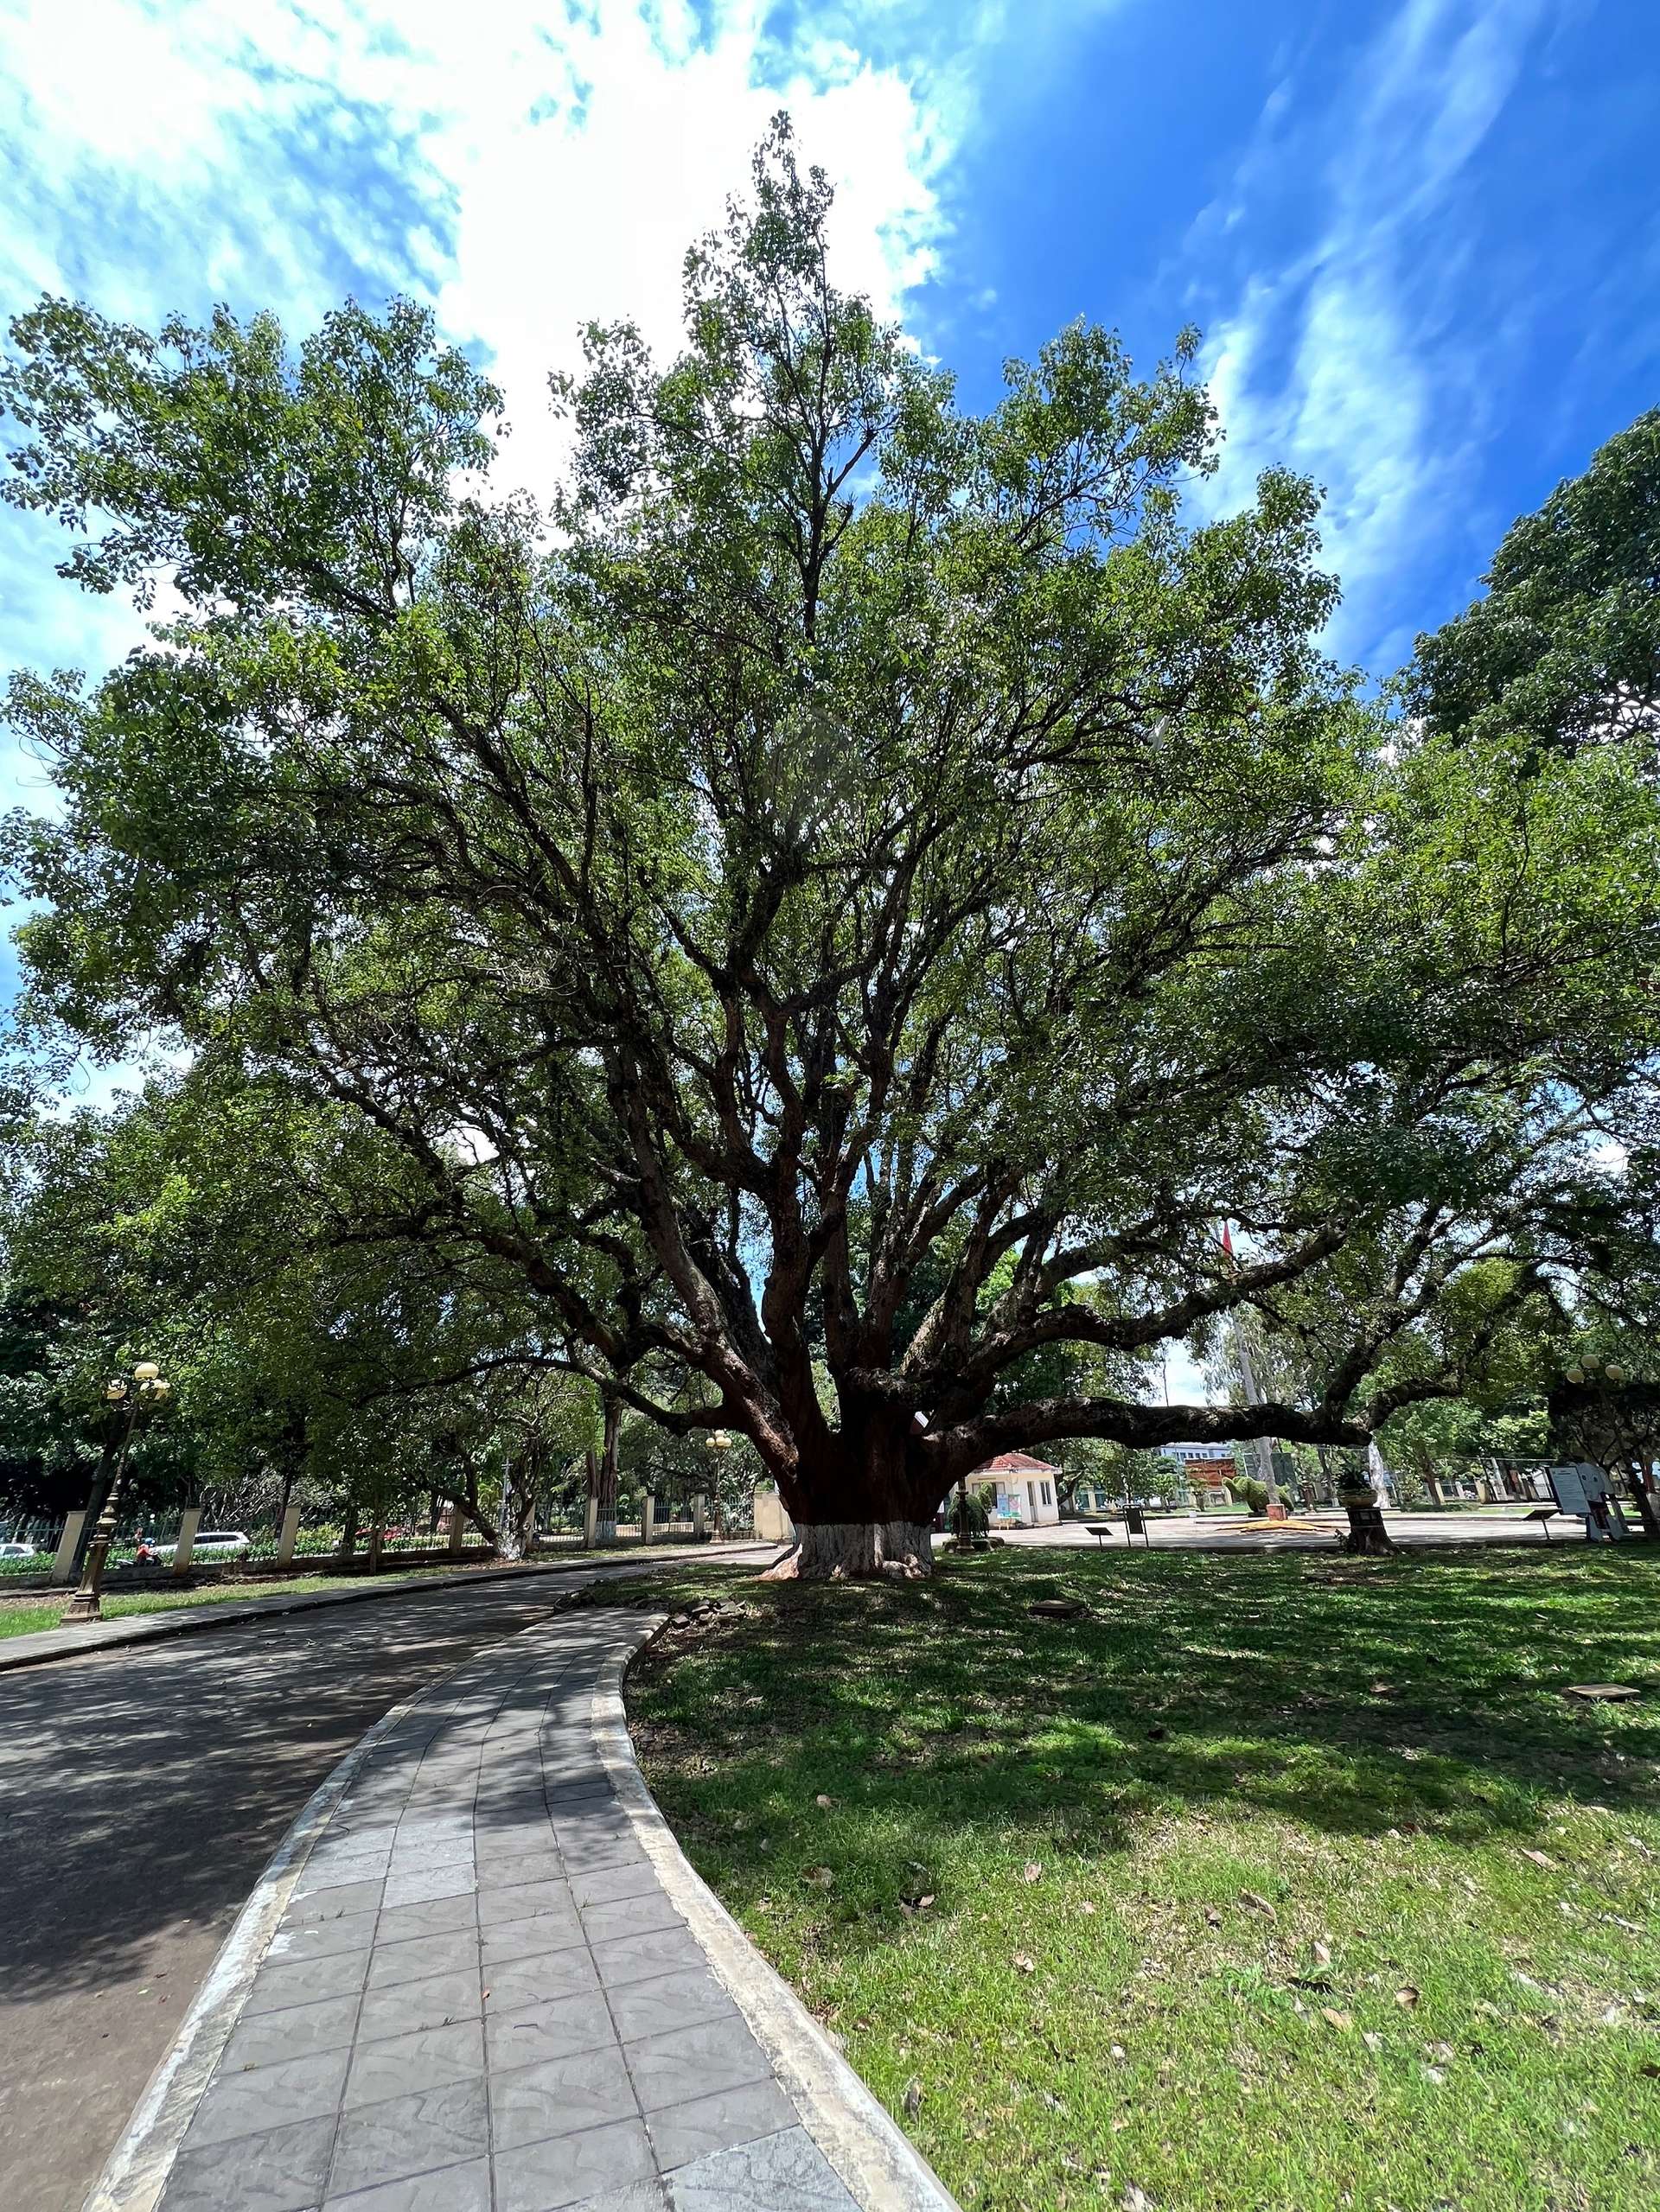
[5,125,1658,1574]
[1404,406,1660,762]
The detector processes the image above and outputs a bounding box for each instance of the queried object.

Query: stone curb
[593,1629,962,2212]
[0,1541,773,1676]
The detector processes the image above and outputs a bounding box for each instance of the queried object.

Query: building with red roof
[966,1450,1062,1527]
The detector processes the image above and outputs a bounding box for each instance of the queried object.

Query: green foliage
[3,121,1658,1533]
[948,1484,990,1539]
[1405,407,1660,762]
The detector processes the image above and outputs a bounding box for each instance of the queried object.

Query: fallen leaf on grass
[1395,1986,1421,2011]
[1240,1890,1277,1920]
[1021,1862,1043,1884]
[903,2075,923,2116]
[1320,2008,1354,2030]
[1204,1907,1222,1928]
[1312,1940,1332,1967]
[899,1893,935,1916]
[815,1794,835,1809]
[1079,1900,1098,1916]
[1013,1952,1036,1975]
[804,1865,834,1888]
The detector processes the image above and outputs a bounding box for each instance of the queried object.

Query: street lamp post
[61,1361,172,1626]
[706,1428,732,1539]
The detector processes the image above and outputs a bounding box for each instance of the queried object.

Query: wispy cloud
[0,2,962,532]
[1189,0,1561,667]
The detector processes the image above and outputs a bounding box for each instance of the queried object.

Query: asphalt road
[0,1556,760,2212]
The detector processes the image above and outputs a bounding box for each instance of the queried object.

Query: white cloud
[1190,0,1558,665]
[0,1,952,512]
[0,0,995,1073]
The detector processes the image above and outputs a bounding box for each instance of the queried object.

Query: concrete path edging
[0,1542,773,1676]
[593,1635,961,2212]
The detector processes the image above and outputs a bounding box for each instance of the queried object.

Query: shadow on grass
[626,1544,1660,1952]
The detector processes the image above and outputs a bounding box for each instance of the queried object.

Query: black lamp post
[62,1361,172,1625]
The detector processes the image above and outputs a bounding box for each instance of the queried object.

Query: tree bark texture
[596,1399,620,1544]
[1342,1497,1396,1555]
[1624,1464,1660,1540]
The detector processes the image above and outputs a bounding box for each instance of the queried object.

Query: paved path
[993,1507,1592,1552]
[127,1608,948,2212]
[0,1560,766,2212]
[0,1544,766,1675]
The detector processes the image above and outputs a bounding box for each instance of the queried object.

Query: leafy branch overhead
[4,118,1658,1563]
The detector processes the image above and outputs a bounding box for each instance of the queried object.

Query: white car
[150,1529,252,1559]
[193,1530,252,1554]
[0,1540,37,1559]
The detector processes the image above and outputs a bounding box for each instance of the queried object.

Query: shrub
[948,1486,991,1539]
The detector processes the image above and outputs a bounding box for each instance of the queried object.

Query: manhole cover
[1561,1683,1642,1702]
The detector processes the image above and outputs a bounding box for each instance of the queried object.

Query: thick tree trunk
[784,1423,941,1579]
[1341,1497,1396,1555]
[794,1520,935,1578]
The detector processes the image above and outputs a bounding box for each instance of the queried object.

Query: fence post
[584,1493,597,1548]
[449,1505,465,1557]
[642,1492,655,1547]
[693,1493,707,1539]
[174,1506,201,1578]
[50,1510,87,1586]
[276,1503,303,1570]
[367,1520,384,1574]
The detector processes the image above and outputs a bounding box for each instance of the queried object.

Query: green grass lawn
[623,1546,1660,2212]
[0,1559,505,1639]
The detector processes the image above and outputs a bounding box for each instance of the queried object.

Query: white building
[966,1451,1063,1527]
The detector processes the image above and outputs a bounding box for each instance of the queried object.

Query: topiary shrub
[948,1486,991,1542]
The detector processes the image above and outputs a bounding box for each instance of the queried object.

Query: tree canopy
[5,121,1658,1574]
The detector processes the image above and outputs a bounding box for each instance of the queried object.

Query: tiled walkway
[156,1609,865,2212]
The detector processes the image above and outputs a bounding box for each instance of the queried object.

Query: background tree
[5,124,1657,1576]
[1404,407,1660,763]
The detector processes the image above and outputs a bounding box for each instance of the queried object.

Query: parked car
[0,1540,37,1559]
[151,1529,252,1560]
